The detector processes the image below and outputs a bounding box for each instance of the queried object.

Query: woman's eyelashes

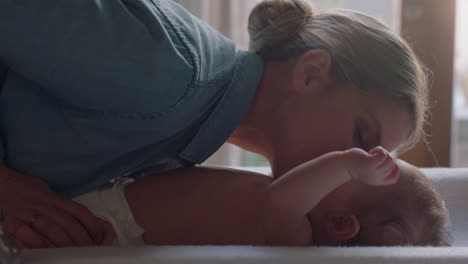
[354,121,369,150]
[354,127,362,148]
[356,119,379,151]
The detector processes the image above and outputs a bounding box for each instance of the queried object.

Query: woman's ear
[291,49,332,93]
[325,213,360,241]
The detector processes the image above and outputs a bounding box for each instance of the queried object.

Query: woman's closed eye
[354,121,370,150]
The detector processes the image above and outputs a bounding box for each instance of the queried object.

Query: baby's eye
[382,223,407,244]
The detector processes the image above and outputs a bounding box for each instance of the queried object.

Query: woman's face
[272,85,412,175]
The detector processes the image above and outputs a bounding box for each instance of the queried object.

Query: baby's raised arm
[266,147,399,216]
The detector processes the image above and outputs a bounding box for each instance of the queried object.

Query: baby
[68,147,449,246]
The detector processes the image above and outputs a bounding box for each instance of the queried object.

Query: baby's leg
[96,219,116,246]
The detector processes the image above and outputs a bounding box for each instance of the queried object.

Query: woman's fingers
[22,191,104,245]
[29,214,75,247]
[4,203,98,248]
[51,196,104,244]
[3,216,51,249]
[0,166,105,248]
[31,204,95,246]
[4,192,101,247]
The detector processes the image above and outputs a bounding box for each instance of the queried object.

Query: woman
[0,0,428,248]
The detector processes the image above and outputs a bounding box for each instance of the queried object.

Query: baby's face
[308,164,426,246]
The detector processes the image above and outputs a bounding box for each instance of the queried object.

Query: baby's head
[308,160,450,246]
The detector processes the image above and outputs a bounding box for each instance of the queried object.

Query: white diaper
[73,177,145,246]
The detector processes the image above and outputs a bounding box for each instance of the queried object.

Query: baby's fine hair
[401,162,451,246]
[248,0,429,153]
[352,161,451,246]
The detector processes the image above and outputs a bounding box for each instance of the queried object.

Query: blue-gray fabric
[0,0,263,198]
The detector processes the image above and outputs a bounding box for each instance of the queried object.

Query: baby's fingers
[362,147,400,185]
[377,152,394,172]
[367,146,389,167]
[371,148,399,182]
[384,161,400,184]
[374,154,400,185]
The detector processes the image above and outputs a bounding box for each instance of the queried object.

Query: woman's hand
[345,146,400,186]
[0,163,105,248]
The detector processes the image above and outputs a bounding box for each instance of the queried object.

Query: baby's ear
[325,213,360,241]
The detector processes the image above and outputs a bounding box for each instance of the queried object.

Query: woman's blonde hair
[248,0,429,152]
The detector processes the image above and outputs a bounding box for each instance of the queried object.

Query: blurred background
[174,0,464,168]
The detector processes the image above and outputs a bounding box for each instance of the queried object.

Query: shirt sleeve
[0,136,4,161]
[0,61,7,160]
[0,0,194,113]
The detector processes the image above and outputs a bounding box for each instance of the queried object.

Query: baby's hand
[345,147,399,186]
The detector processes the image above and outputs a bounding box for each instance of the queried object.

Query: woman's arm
[266,147,399,216]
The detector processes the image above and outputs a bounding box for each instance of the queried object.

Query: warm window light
[452,0,468,167]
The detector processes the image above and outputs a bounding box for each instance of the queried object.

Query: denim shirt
[0,0,263,198]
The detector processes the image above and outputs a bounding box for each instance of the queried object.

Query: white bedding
[19,167,468,264]
[21,246,468,264]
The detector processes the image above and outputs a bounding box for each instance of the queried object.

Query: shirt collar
[179,51,264,164]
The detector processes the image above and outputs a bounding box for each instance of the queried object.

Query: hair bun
[248,0,314,54]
